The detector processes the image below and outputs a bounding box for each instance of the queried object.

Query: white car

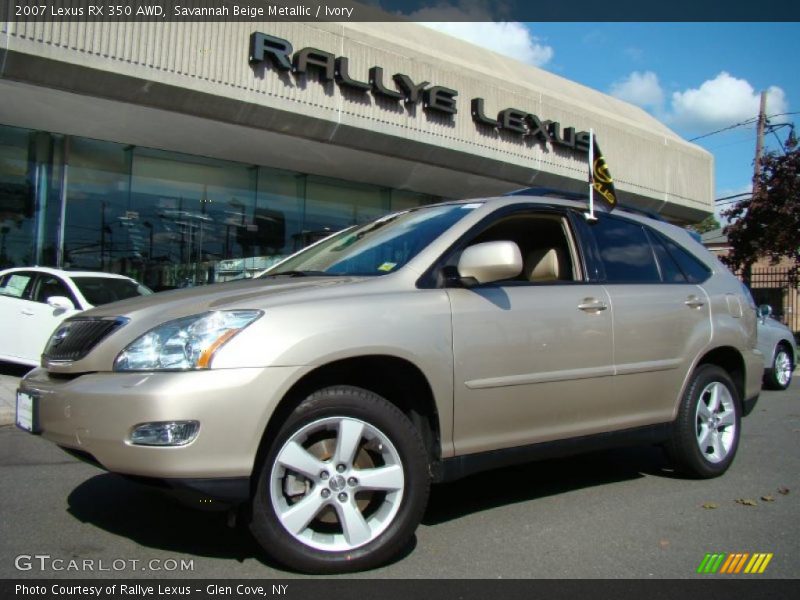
[0,267,152,367]
[757,305,797,390]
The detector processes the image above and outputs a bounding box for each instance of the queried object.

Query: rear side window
[646,230,687,283]
[658,234,712,283]
[591,216,660,283]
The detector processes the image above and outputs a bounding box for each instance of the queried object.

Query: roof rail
[503,187,666,222]
[504,187,587,201]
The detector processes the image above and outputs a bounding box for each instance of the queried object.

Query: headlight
[114,310,262,371]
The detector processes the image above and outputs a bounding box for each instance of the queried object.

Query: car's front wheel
[764,344,794,390]
[666,364,741,478]
[250,386,430,573]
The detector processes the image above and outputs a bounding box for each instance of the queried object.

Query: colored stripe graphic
[711,554,726,573]
[697,553,727,573]
[698,552,773,574]
[696,554,712,573]
[745,553,774,574]
[719,554,736,573]
[728,553,743,573]
[758,554,773,573]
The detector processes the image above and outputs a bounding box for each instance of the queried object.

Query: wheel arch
[691,346,746,408]
[252,354,443,489]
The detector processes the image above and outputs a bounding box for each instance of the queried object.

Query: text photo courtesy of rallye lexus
[16,188,763,573]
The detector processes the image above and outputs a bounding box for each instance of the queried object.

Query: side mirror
[456,241,522,285]
[758,304,773,319]
[47,296,76,311]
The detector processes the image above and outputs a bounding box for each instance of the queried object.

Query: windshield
[260,203,481,277]
[72,277,153,306]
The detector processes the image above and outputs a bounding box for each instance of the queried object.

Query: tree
[722,132,800,281]
[688,214,720,234]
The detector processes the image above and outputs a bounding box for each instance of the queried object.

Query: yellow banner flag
[591,139,617,210]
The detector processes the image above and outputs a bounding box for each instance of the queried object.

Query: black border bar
[3,579,800,600]
[2,0,800,23]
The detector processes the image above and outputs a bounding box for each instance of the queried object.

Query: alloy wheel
[269,416,405,552]
[694,381,737,463]
[774,350,793,388]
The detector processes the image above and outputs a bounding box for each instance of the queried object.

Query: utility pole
[752,90,768,197]
[743,90,768,288]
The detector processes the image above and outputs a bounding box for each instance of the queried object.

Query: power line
[715,192,751,202]
[715,198,747,208]
[689,118,757,142]
[688,111,800,142]
[705,136,757,151]
[766,111,800,120]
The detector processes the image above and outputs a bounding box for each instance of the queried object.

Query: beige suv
[17,193,762,573]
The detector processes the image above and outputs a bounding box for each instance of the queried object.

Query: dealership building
[0,19,714,288]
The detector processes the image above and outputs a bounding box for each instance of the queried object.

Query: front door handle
[578,298,608,313]
[685,296,705,309]
[21,309,34,316]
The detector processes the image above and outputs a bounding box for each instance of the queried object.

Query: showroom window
[0,126,63,269]
[0,124,439,288]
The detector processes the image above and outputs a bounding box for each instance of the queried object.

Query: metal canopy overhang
[0,50,710,223]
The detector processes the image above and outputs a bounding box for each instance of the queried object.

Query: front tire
[764,344,793,390]
[250,386,430,573]
[666,364,741,478]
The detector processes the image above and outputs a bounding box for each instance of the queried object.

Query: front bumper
[20,365,308,480]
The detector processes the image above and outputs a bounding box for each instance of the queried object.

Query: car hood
[79,276,369,323]
[760,316,793,336]
[41,276,378,374]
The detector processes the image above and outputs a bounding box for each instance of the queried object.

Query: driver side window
[457,212,580,284]
[32,275,74,305]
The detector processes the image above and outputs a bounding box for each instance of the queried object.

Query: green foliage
[722,132,800,280]
[689,215,720,234]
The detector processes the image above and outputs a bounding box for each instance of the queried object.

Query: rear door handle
[21,309,34,316]
[578,298,608,313]
[685,296,705,309]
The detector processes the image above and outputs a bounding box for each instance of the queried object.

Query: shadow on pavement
[66,472,417,573]
[424,445,670,525]
[66,446,671,555]
[67,473,271,565]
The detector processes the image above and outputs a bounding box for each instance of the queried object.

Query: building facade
[0,20,714,289]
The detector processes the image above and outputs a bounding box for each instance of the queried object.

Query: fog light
[130,421,200,446]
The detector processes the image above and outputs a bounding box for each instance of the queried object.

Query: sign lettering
[249,32,590,154]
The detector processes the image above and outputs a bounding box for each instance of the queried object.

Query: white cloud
[609,71,664,110]
[670,72,788,130]
[414,10,553,68]
[609,70,789,135]
[418,22,553,67]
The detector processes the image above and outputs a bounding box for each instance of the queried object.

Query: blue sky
[421,21,799,221]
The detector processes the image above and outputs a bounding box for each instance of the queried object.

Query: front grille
[43,318,127,362]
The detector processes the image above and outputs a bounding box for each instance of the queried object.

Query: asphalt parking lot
[0,366,797,579]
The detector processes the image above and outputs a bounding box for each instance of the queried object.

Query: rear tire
[764,344,793,390]
[250,386,430,573]
[666,364,741,478]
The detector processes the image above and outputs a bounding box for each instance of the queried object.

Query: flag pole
[586,128,596,220]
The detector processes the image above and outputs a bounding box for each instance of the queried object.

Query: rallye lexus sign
[249,32,592,154]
